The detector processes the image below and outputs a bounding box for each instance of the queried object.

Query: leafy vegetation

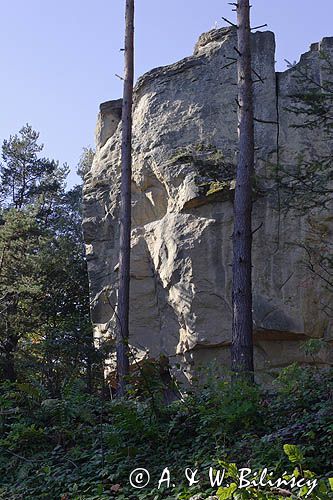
[0,126,331,499]
[0,125,96,393]
[0,364,331,499]
[276,50,333,213]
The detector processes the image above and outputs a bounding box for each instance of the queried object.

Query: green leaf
[217,482,237,499]
[329,478,333,491]
[283,444,304,464]
[96,483,104,495]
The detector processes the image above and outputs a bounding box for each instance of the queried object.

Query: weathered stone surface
[83,27,333,381]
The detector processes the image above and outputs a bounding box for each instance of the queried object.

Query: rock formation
[83,27,333,382]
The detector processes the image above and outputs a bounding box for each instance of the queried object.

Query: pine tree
[0,124,68,212]
[0,126,95,388]
[116,0,135,397]
[231,0,255,380]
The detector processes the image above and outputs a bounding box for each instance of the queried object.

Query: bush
[0,365,331,499]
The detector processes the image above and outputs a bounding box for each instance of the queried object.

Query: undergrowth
[0,364,332,499]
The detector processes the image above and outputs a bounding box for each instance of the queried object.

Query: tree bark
[231,0,255,381]
[3,350,16,382]
[2,331,18,383]
[116,0,134,397]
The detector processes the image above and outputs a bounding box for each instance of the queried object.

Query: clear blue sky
[1,1,332,186]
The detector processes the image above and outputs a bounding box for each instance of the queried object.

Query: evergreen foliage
[276,52,333,212]
[0,99,331,498]
[0,126,96,392]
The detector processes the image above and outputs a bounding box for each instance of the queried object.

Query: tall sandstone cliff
[83,28,333,381]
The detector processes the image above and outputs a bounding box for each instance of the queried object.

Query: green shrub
[0,365,331,499]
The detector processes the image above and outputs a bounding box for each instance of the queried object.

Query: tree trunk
[86,332,95,394]
[116,0,135,397]
[231,0,254,381]
[2,333,18,383]
[3,351,16,382]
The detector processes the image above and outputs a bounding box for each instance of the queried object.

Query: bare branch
[253,117,278,125]
[252,222,263,235]
[233,45,242,56]
[251,67,265,83]
[222,16,237,27]
[251,23,267,30]
[221,60,237,70]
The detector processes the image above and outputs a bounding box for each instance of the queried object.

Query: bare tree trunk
[2,333,17,383]
[231,0,254,381]
[86,331,95,394]
[116,0,135,397]
[3,348,16,383]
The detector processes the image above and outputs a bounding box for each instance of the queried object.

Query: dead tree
[116,0,135,397]
[231,0,255,381]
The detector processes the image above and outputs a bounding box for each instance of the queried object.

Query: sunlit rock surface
[83,28,333,381]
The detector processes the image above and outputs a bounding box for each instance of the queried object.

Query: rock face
[83,28,333,381]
